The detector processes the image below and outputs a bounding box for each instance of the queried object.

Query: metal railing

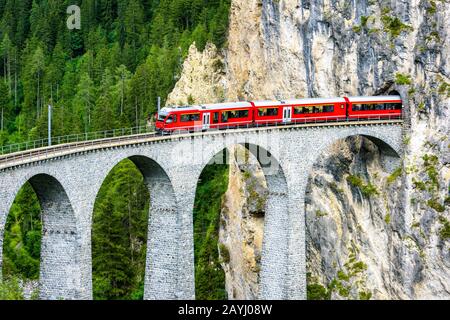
[0,125,153,156]
[0,115,403,167]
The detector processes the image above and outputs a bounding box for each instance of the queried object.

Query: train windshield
[157,113,167,122]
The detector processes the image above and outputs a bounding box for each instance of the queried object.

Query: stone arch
[195,142,290,299]
[306,132,402,178]
[92,154,180,300]
[303,132,403,300]
[2,173,79,300]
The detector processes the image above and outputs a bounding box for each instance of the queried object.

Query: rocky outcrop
[168,0,450,299]
[166,43,227,106]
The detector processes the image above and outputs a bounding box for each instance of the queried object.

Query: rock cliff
[168,0,449,299]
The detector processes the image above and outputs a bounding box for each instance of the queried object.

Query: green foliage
[413,179,427,191]
[218,243,230,264]
[427,199,445,213]
[437,79,450,97]
[308,247,371,300]
[360,16,369,28]
[438,216,450,241]
[247,180,266,214]
[352,15,372,34]
[2,183,41,280]
[395,73,412,85]
[194,164,229,300]
[307,283,331,300]
[445,196,450,206]
[381,15,413,38]
[0,0,232,144]
[315,210,328,217]
[384,214,391,224]
[352,25,362,33]
[92,160,149,300]
[347,175,379,197]
[307,273,331,300]
[359,290,372,300]
[427,1,437,14]
[414,154,441,195]
[387,167,403,184]
[0,276,24,300]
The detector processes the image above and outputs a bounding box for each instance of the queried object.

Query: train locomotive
[155,95,402,134]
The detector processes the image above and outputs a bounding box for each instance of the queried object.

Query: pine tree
[0,80,10,134]
[74,73,95,133]
[92,160,149,300]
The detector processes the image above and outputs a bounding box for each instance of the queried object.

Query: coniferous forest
[0,0,231,300]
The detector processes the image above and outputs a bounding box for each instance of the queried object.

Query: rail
[0,116,403,169]
[0,125,152,156]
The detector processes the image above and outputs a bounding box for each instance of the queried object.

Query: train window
[258,108,278,117]
[294,105,335,114]
[385,103,402,110]
[180,113,200,122]
[222,110,249,120]
[166,115,177,123]
[323,105,334,112]
[213,112,219,123]
[293,107,303,114]
[237,110,249,118]
[352,104,362,111]
[158,114,167,121]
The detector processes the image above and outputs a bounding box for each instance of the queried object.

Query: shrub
[438,217,450,240]
[307,283,331,300]
[387,167,402,184]
[395,73,412,85]
[219,243,230,264]
[427,199,445,212]
[381,15,413,37]
[359,291,372,300]
[347,175,379,197]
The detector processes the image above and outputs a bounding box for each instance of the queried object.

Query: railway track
[0,119,403,170]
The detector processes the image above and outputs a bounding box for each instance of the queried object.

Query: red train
[155,95,402,134]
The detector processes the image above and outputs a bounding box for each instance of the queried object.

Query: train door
[202,112,211,130]
[282,107,292,123]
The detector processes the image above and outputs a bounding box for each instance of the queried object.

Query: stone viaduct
[0,120,403,300]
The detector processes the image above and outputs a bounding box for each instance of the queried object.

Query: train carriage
[346,95,402,120]
[156,101,253,133]
[252,98,347,125]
